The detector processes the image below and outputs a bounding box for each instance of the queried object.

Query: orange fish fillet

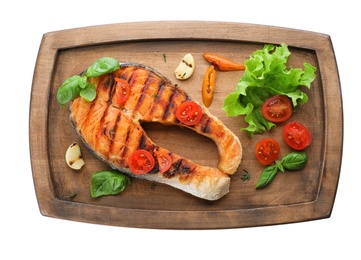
[69,63,242,200]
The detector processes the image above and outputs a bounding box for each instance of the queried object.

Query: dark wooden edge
[29,21,343,229]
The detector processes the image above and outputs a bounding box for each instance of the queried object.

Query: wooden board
[29,21,342,229]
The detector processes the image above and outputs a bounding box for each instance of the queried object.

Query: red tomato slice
[255,138,280,165]
[261,95,292,123]
[176,101,203,126]
[128,149,155,175]
[115,77,130,106]
[283,122,312,150]
[154,151,172,173]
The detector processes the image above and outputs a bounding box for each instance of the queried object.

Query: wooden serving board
[29,21,342,229]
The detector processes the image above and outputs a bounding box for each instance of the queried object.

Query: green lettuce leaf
[222,43,316,135]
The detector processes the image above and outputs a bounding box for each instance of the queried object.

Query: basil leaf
[91,170,130,198]
[56,57,121,105]
[256,165,279,189]
[78,75,88,89]
[86,57,120,77]
[275,160,285,172]
[80,82,96,102]
[281,152,308,170]
[56,75,82,105]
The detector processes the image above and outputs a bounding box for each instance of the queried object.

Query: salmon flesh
[69,62,242,200]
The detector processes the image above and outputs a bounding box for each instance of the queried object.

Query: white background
[2,1,358,259]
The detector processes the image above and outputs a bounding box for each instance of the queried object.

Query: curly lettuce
[222,43,316,135]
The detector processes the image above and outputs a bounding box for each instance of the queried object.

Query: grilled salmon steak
[69,62,242,200]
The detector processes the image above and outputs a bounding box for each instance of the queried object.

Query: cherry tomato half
[283,122,312,150]
[154,150,172,173]
[255,138,280,165]
[261,95,292,123]
[128,149,155,175]
[176,100,203,126]
[114,77,130,106]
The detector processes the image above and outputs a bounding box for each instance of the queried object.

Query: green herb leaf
[281,151,308,170]
[78,75,88,89]
[56,75,82,105]
[241,170,251,181]
[86,57,120,77]
[275,160,285,172]
[256,165,279,189]
[57,57,121,105]
[91,170,130,198]
[67,192,77,199]
[255,151,309,189]
[222,43,316,135]
[80,82,96,102]
[150,183,157,190]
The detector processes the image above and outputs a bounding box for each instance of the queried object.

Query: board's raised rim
[29,21,343,229]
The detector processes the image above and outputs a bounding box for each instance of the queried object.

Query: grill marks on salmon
[70,63,242,200]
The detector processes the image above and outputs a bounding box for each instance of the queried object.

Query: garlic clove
[65,142,85,170]
[174,53,195,80]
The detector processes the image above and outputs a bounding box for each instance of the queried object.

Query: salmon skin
[69,62,242,200]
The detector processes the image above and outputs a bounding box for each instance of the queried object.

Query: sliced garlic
[174,53,195,80]
[65,142,85,170]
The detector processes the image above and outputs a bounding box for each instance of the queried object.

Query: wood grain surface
[29,21,342,229]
